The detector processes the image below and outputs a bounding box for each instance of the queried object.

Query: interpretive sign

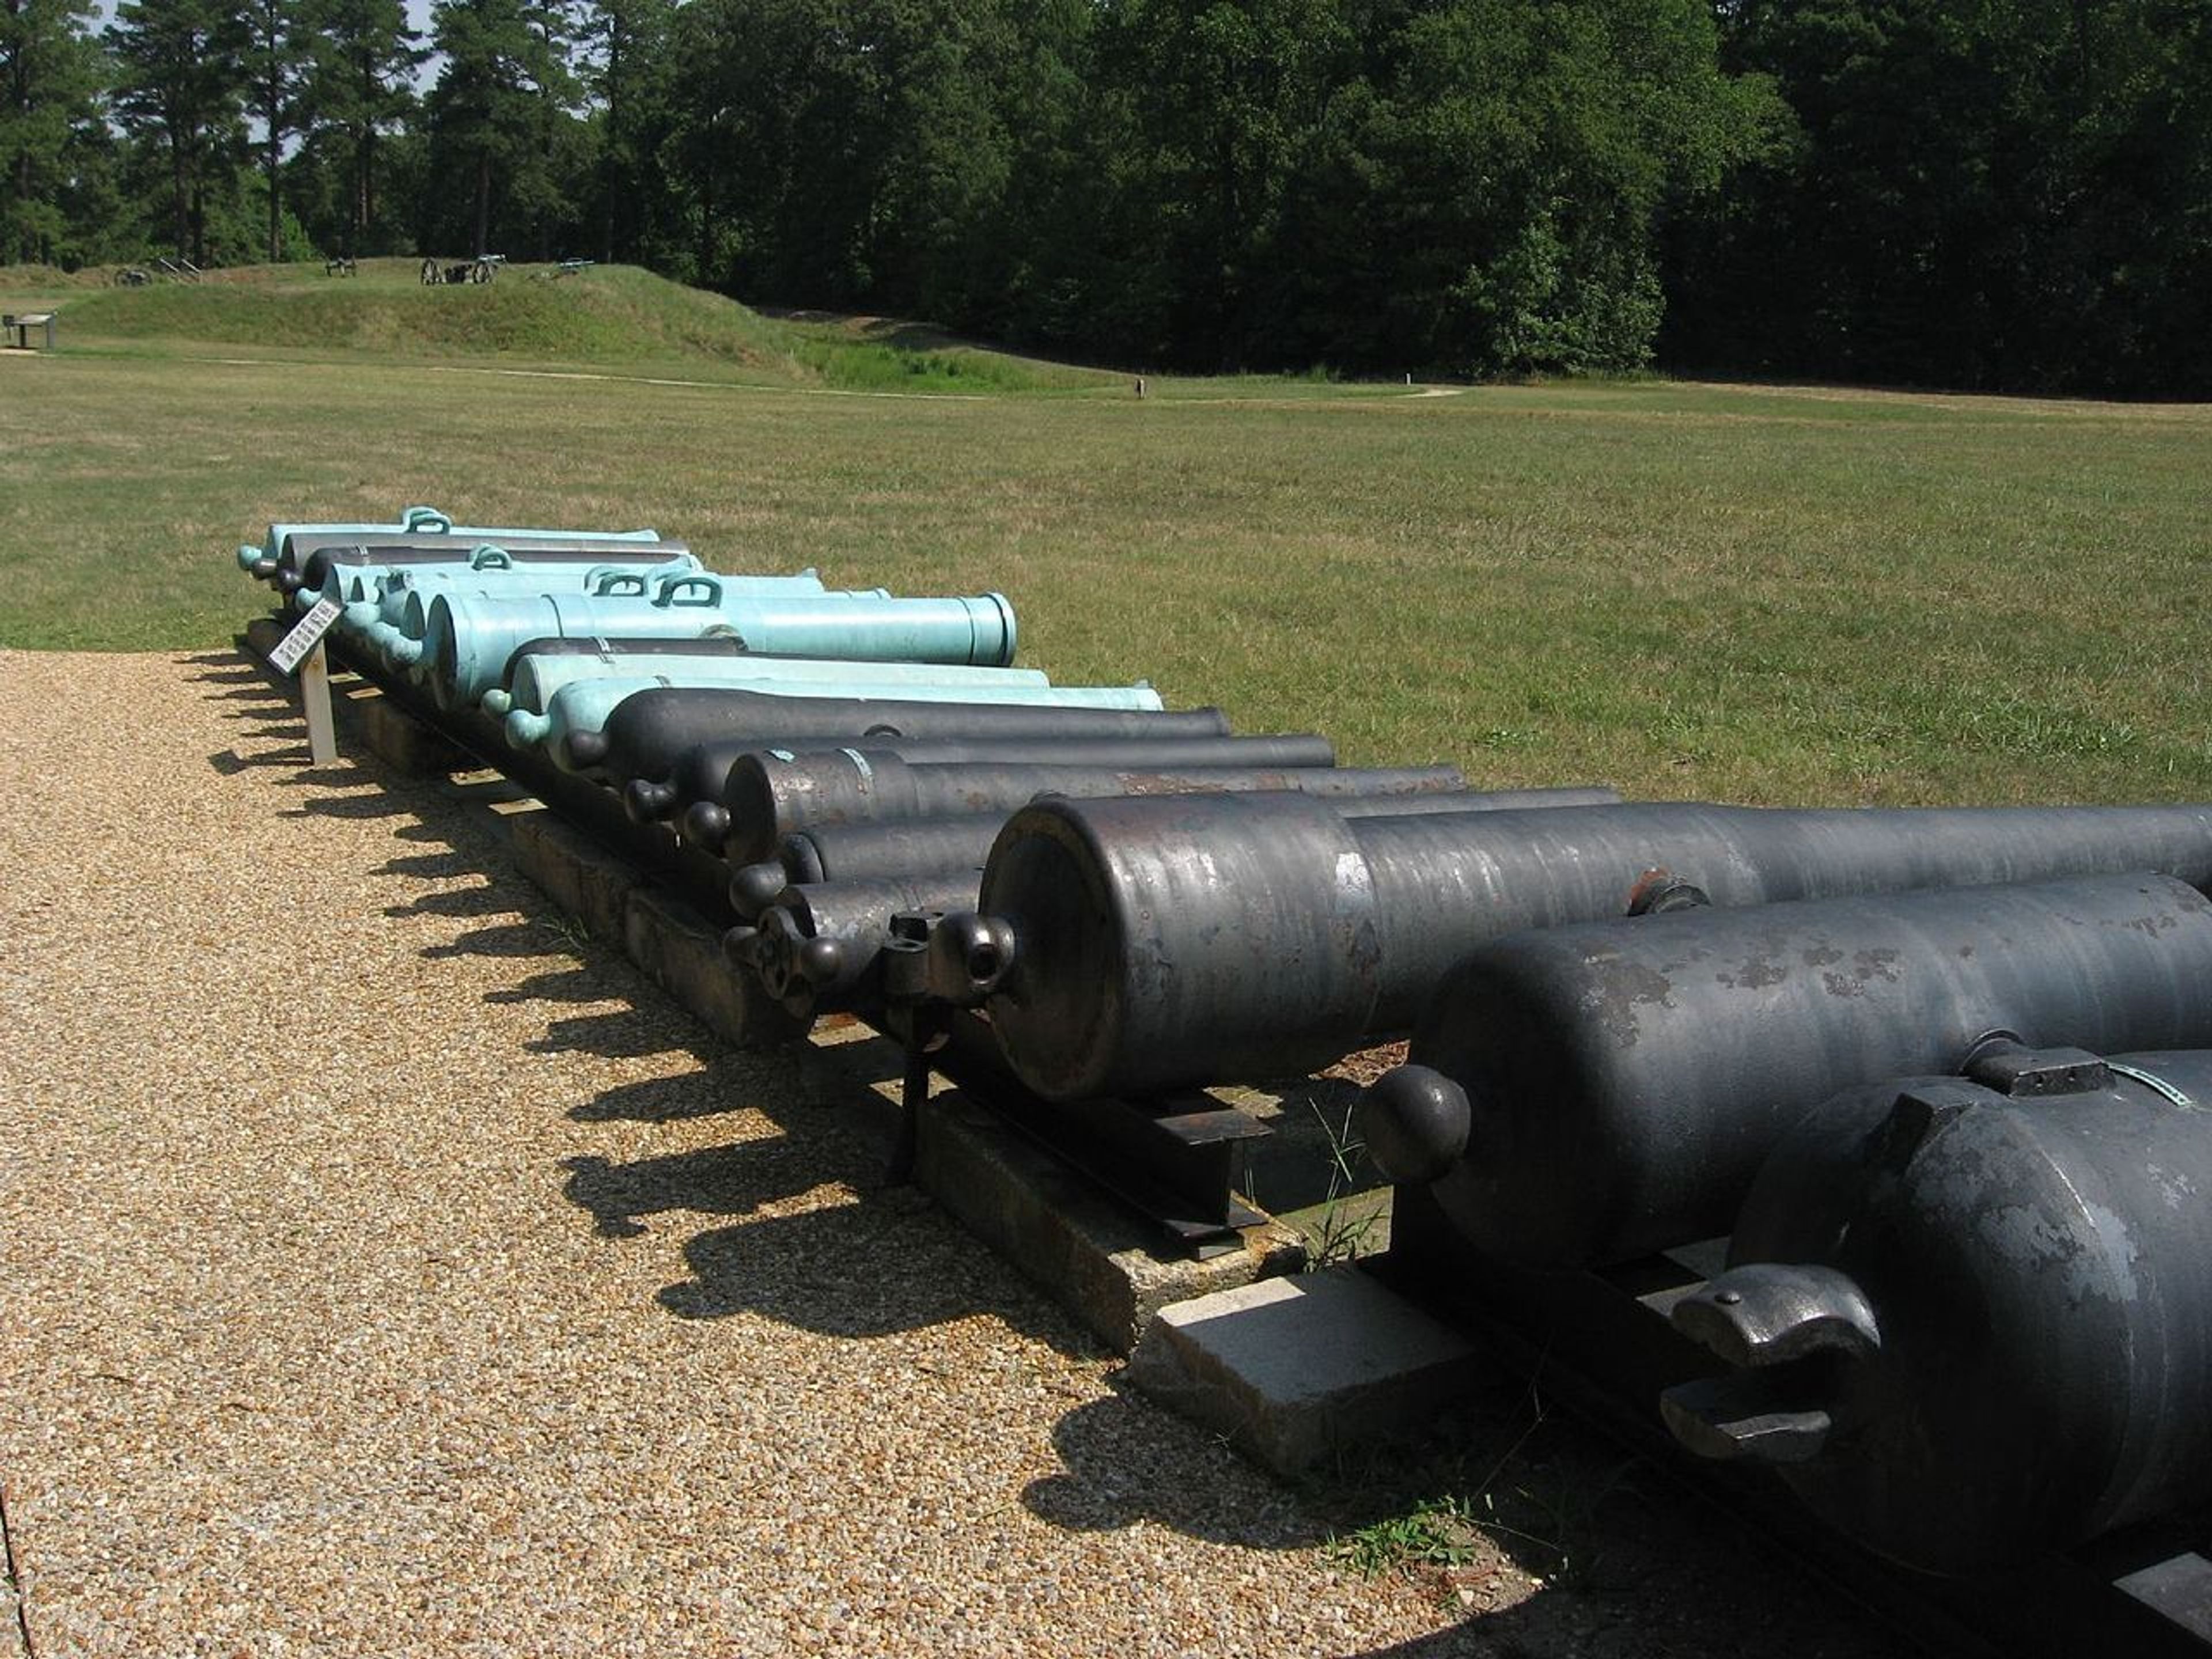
[269,595,343,675]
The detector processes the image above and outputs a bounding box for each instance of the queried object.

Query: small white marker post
[267,594,344,764]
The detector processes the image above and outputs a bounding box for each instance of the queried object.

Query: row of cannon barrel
[243,508,2212,1586]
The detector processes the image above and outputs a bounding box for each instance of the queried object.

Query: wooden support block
[621,885,812,1052]
[507,808,641,950]
[358,694,470,775]
[912,1087,1305,1354]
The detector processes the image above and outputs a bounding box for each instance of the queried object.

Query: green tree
[426,0,581,256]
[108,0,250,264]
[302,0,423,254]
[576,0,672,263]
[1098,0,1358,365]
[1667,0,2212,394]
[1,0,105,264]
[241,0,306,260]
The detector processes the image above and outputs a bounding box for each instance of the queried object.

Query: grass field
[3,260,2207,807]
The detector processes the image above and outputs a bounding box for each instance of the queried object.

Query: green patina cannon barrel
[285,536,698,599]
[240,505,664,580]
[360,562,839,672]
[421,577,1020,708]
[342,554,715,658]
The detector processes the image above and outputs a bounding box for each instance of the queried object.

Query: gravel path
[0,648,1460,1657]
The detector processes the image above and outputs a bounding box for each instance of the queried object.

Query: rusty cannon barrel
[696,753,1469,865]
[952,795,2212,1103]
[675,733,1342,849]
[1361,872,2212,1270]
[634,730,1337,827]
[731,786,1630,921]
[561,685,1234,782]
[730,789,1633,1008]
[1662,1039,2212,1573]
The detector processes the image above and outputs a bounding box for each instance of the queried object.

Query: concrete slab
[1125,1265,1490,1473]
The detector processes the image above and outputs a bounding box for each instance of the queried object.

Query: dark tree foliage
[1661,0,2212,395]
[424,0,584,257]
[298,0,425,255]
[2,0,105,264]
[9,0,2210,393]
[241,0,306,261]
[108,0,250,264]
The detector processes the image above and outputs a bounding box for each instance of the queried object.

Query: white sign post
[268,595,343,764]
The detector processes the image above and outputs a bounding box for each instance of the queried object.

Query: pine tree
[108,0,249,264]
[427,0,578,256]
[241,0,304,260]
[2,0,104,264]
[304,0,423,254]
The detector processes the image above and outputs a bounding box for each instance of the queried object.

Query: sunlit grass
[2,271,2207,810]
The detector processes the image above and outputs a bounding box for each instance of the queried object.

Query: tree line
[3,0,2207,392]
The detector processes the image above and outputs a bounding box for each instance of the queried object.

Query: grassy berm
[2,258,2208,809]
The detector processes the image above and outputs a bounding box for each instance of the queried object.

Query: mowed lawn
[2,321,2207,808]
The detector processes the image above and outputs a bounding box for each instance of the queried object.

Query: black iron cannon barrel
[734,785,1628,919]
[286,537,696,596]
[734,796,1637,1013]
[700,754,1469,865]
[1364,870,2212,1271]
[1662,1040,2212,1573]
[637,730,1339,828]
[561,685,1234,783]
[964,794,2212,1103]
[736,873,990,1017]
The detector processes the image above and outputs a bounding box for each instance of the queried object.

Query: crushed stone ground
[0,647,1467,1658]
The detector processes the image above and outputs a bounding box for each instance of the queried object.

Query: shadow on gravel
[484,963,622,1006]
[1022,1384,1323,1550]
[375,849,482,880]
[422,916,577,962]
[652,1187,1102,1360]
[204,682,292,702]
[567,1065,770,1124]
[1033,1367,1906,1659]
[384,881,512,921]
[280,788,419,821]
[564,1130,820,1239]
[209,744,313,772]
[528,1006,696,1058]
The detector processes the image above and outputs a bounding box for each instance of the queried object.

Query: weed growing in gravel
[537,912,592,954]
[1328,1496,1486,1578]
